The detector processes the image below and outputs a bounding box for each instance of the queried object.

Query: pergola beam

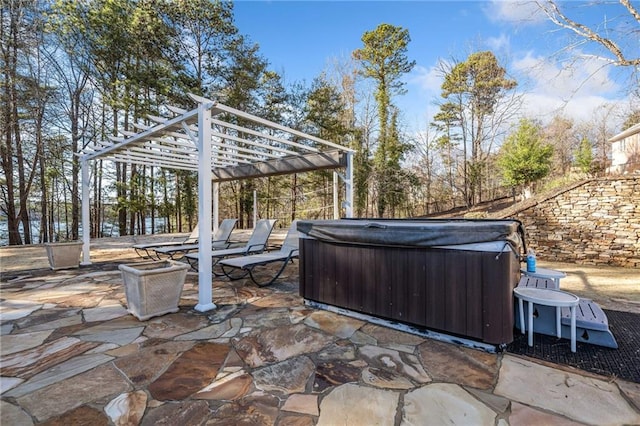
[84,108,199,161]
[211,149,348,182]
[210,118,320,154]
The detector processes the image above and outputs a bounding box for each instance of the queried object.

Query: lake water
[0,218,168,246]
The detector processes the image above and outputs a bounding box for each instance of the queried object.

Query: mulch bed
[506,309,640,383]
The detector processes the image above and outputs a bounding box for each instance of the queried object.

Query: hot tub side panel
[299,238,519,345]
[483,252,521,344]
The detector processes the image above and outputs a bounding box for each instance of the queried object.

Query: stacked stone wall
[509,177,639,268]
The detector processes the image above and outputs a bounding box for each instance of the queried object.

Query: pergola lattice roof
[81,94,353,182]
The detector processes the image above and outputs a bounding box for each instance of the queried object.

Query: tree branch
[538,0,640,67]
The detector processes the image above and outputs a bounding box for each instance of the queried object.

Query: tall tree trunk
[161,169,170,233]
[70,88,81,240]
[14,91,30,244]
[38,137,48,243]
[175,173,182,232]
[49,179,55,240]
[117,162,127,236]
[149,165,154,235]
[1,1,21,245]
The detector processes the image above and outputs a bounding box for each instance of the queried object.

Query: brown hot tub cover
[297,218,525,254]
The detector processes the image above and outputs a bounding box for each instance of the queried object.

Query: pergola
[79,94,354,312]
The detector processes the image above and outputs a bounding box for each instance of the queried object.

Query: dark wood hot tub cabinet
[297,219,525,345]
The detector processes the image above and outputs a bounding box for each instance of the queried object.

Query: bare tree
[542,115,575,176]
[536,0,640,67]
[574,103,619,173]
[537,1,640,90]
[1,0,45,245]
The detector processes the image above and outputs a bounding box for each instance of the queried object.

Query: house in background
[608,122,640,174]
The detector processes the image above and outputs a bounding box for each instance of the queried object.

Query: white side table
[513,287,579,352]
[520,267,566,289]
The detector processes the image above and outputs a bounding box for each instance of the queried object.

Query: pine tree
[353,23,415,217]
[438,51,517,206]
[497,119,553,199]
[574,137,594,175]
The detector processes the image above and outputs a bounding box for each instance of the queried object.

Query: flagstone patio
[1,238,639,425]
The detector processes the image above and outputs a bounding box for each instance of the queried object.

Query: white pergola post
[80,159,91,265]
[253,190,257,228]
[345,152,354,218]
[333,171,339,219]
[213,181,219,234]
[195,102,216,312]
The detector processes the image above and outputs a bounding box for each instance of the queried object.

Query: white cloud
[410,64,444,95]
[518,92,620,124]
[513,51,619,99]
[486,33,510,52]
[485,0,547,25]
[405,50,627,131]
[512,52,625,124]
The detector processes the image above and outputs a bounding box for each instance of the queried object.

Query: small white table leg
[514,287,579,350]
[527,300,534,346]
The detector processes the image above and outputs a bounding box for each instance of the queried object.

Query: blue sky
[233,1,638,132]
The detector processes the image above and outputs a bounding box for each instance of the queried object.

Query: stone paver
[16,364,131,422]
[282,393,319,416]
[1,240,639,425]
[304,310,365,339]
[509,401,583,425]
[0,299,42,321]
[5,353,113,398]
[317,383,399,426]
[104,391,148,426]
[148,342,228,401]
[194,369,253,400]
[359,344,431,384]
[418,339,498,389]
[495,355,640,425]
[0,400,34,426]
[234,323,335,367]
[112,340,194,387]
[402,383,497,425]
[0,330,52,356]
[253,355,316,394]
[0,376,23,394]
[1,336,98,379]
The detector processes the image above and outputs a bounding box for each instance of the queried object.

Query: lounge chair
[133,223,200,259]
[184,218,276,274]
[218,221,299,286]
[153,218,237,260]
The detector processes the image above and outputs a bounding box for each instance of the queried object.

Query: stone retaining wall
[502,177,640,268]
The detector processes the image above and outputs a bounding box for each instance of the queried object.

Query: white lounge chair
[218,221,299,286]
[184,218,277,274]
[133,223,200,259]
[154,218,237,260]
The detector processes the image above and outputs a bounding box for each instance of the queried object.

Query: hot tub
[297,219,526,345]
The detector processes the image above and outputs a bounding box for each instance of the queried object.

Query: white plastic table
[513,287,579,352]
[520,267,567,289]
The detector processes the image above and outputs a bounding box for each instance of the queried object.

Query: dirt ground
[1,234,638,313]
[533,260,639,313]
